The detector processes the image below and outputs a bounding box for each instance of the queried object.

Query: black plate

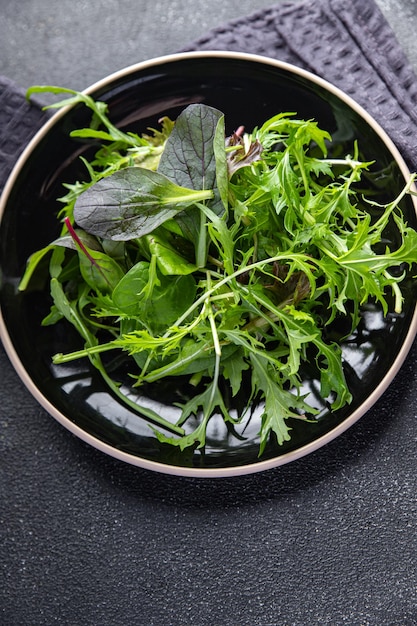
[1,52,417,476]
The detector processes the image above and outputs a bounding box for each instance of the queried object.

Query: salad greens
[21,86,417,455]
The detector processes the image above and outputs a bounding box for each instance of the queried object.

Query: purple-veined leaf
[73,166,213,241]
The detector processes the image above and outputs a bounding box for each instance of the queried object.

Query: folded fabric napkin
[183,0,417,170]
[1,0,417,198]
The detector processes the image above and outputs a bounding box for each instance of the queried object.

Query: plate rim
[1,50,417,478]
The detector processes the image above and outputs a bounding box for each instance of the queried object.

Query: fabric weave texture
[183,0,417,170]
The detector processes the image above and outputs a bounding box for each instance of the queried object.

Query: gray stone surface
[1,0,415,88]
[0,0,297,91]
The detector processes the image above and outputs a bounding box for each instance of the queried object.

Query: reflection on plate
[1,52,417,477]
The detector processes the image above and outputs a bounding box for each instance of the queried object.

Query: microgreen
[20,87,417,456]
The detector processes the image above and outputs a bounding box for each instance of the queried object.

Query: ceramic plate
[1,52,417,477]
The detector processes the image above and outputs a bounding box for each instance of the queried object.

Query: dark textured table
[1,1,417,625]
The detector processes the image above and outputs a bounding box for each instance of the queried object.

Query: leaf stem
[370,173,416,233]
[54,343,184,435]
[64,217,112,288]
[196,206,207,267]
[165,252,317,333]
[204,271,221,419]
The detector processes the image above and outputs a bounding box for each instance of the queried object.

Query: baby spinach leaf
[144,272,197,332]
[158,103,223,195]
[111,261,150,317]
[73,166,213,241]
[112,260,197,332]
[140,338,216,382]
[144,230,197,275]
[78,247,124,294]
[139,340,239,383]
[158,104,225,254]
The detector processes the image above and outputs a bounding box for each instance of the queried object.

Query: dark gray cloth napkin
[2,0,417,199]
[183,0,417,169]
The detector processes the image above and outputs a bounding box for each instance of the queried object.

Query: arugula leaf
[27,85,140,146]
[50,278,185,436]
